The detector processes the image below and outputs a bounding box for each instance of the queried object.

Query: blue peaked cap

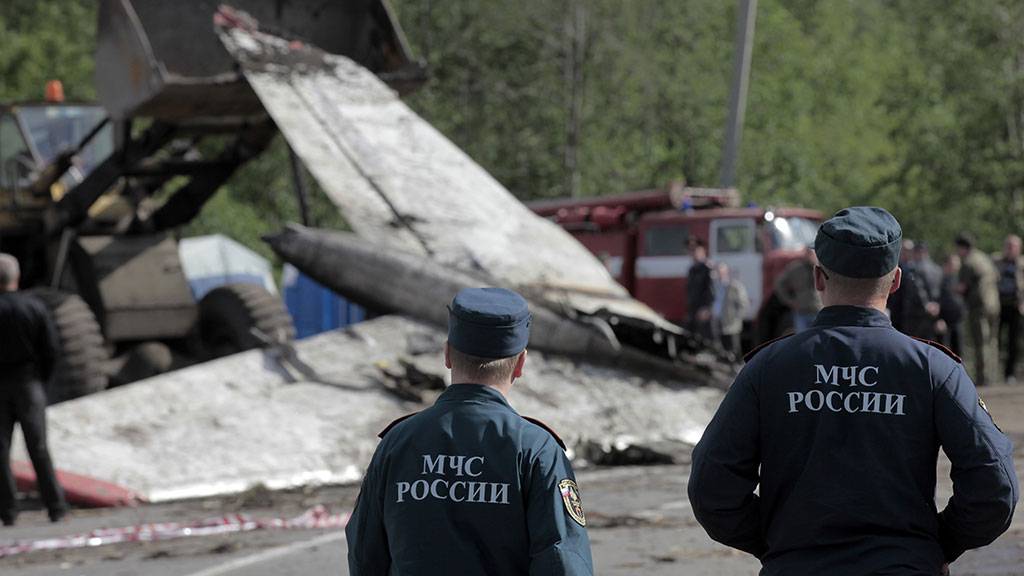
[814,206,902,278]
[448,288,531,358]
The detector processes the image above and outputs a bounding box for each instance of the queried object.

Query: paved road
[4,385,1024,575]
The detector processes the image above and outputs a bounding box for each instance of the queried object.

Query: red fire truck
[529,185,823,343]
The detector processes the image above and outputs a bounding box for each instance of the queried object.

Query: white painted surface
[635,255,694,279]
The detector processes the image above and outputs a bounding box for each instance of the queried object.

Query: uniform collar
[436,383,515,410]
[812,305,892,328]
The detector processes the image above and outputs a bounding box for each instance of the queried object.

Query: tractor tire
[197,283,295,359]
[29,289,110,403]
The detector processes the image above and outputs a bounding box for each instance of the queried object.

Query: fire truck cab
[529,186,823,343]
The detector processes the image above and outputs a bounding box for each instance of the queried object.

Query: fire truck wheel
[197,283,295,359]
[29,289,111,403]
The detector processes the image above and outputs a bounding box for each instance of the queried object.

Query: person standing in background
[887,239,916,332]
[712,263,749,358]
[686,241,715,339]
[956,233,1001,387]
[994,234,1024,384]
[902,241,943,339]
[0,253,67,526]
[938,254,966,356]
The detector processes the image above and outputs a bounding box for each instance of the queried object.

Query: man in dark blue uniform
[0,253,68,526]
[346,287,593,575]
[688,207,1018,575]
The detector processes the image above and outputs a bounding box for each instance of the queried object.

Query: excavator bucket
[95,0,425,121]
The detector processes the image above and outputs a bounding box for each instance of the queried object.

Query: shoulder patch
[523,416,566,450]
[743,333,794,363]
[378,412,419,439]
[911,337,962,364]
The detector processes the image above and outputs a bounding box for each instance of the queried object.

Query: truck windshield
[18,105,112,176]
[770,216,818,250]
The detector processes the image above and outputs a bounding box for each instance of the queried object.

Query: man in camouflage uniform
[956,233,1000,386]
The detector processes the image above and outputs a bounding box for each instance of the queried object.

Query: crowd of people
[885,232,1024,387]
[685,232,1024,386]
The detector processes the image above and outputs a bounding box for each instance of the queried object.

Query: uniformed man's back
[741,308,1013,573]
[346,288,593,576]
[362,384,584,575]
[689,208,1018,576]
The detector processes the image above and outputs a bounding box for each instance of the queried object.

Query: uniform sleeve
[934,364,1019,562]
[687,360,766,558]
[526,438,594,576]
[33,298,60,384]
[346,444,391,575]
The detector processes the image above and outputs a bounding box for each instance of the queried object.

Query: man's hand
[697,307,712,322]
[926,302,941,317]
[941,562,950,576]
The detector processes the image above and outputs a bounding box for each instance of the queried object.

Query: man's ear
[889,267,902,295]
[511,350,527,380]
[813,266,827,292]
[444,342,452,369]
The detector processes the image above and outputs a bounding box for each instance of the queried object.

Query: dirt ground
[2,384,1023,575]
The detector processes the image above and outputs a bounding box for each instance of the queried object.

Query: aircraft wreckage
[215,8,735,387]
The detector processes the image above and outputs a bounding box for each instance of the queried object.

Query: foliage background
[3,0,1023,255]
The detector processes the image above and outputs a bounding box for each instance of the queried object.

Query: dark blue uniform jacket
[689,306,1019,575]
[346,384,593,576]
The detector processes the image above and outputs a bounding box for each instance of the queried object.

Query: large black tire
[29,289,110,403]
[197,283,295,359]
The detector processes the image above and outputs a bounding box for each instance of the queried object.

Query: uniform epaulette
[378,412,419,439]
[911,337,962,364]
[523,416,566,450]
[743,333,793,363]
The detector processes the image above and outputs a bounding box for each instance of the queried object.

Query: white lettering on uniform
[815,365,838,386]
[805,390,824,411]
[862,392,881,413]
[788,392,804,413]
[786,390,906,416]
[430,479,447,499]
[826,391,842,412]
[490,483,509,504]
[422,454,445,475]
[884,393,906,416]
[398,454,511,505]
[396,481,410,503]
[450,481,465,502]
[447,455,466,476]
[839,366,858,386]
[468,482,486,503]
[844,391,860,413]
[411,480,429,500]
[465,456,484,477]
[858,366,879,387]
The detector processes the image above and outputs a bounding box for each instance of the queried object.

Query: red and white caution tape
[0,505,348,558]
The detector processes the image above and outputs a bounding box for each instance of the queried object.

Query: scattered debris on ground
[13,316,722,503]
